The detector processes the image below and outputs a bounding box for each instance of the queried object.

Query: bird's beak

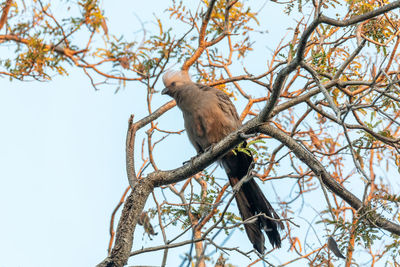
[161,87,169,95]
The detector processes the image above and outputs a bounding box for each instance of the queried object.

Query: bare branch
[0,0,12,31]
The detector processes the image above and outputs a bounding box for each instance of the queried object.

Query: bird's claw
[239,132,257,139]
[204,145,214,153]
[182,156,197,165]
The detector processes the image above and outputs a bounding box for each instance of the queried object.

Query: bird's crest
[162,70,192,86]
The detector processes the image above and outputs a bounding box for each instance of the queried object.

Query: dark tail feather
[222,151,284,253]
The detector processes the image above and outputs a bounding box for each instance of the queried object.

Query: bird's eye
[171,82,176,86]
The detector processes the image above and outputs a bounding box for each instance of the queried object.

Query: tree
[2,0,400,266]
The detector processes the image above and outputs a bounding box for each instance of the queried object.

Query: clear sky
[0,1,382,266]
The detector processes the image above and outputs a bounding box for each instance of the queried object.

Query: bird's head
[161,70,192,96]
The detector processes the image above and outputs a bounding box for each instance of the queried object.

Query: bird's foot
[239,132,257,139]
[204,145,214,153]
[182,156,197,165]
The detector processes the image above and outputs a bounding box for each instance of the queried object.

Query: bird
[161,70,284,253]
[327,236,346,259]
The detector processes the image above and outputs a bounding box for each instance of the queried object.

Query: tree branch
[320,1,400,27]
[0,0,12,31]
[182,0,217,70]
[258,123,400,235]
[258,0,400,122]
[97,179,154,267]
[126,101,176,188]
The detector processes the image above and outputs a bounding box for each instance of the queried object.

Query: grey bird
[161,70,284,253]
[327,236,346,259]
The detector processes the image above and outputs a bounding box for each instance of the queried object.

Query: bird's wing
[197,84,241,124]
[183,112,205,153]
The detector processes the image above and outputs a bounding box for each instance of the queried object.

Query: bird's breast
[181,104,238,149]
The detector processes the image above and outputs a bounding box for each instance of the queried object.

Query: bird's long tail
[222,151,284,254]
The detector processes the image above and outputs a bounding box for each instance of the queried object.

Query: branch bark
[182,0,218,70]
[0,0,12,31]
[97,178,154,267]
